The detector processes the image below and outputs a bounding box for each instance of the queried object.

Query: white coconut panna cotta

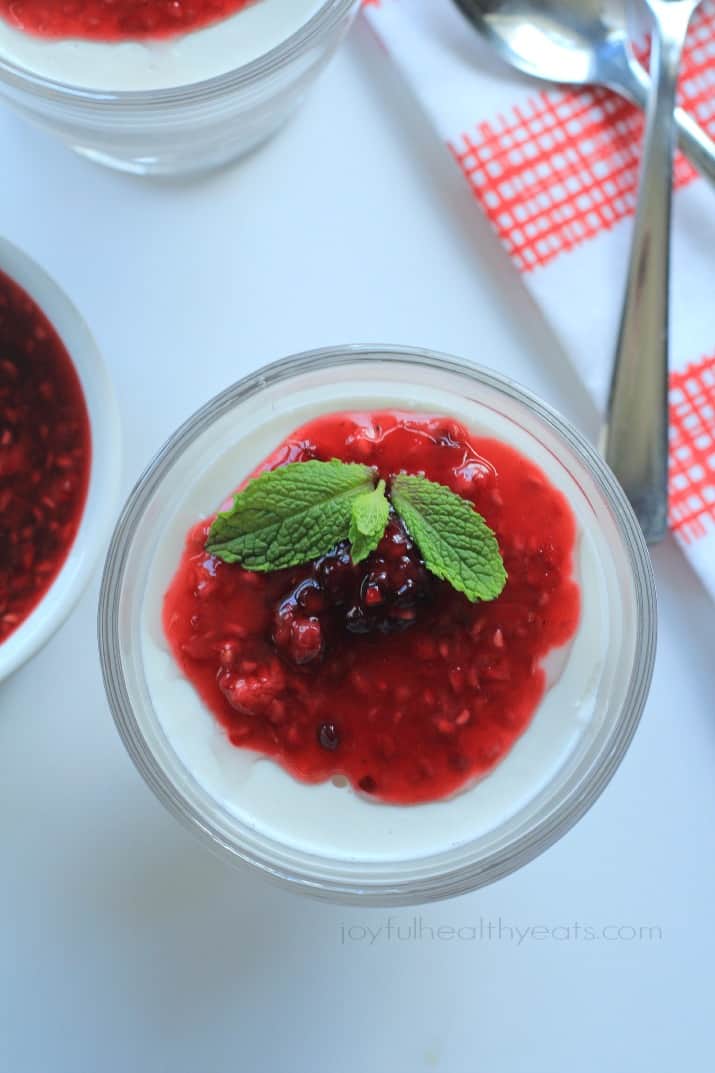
[141,387,614,867]
[0,0,326,90]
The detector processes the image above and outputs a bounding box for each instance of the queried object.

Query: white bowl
[0,238,120,683]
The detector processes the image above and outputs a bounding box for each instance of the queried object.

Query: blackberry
[272,517,432,665]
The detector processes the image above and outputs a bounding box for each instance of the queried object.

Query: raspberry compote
[0,270,91,644]
[0,0,327,101]
[0,0,255,41]
[163,412,580,805]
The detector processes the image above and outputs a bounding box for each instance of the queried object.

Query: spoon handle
[602,0,696,543]
[624,54,715,184]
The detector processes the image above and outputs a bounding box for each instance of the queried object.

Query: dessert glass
[0,0,359,176]
[98,345,656,905]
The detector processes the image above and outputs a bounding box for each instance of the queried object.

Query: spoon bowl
[456,0,631,84]
[453,0,715,179]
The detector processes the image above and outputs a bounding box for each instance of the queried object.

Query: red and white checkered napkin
[363,0,715,597]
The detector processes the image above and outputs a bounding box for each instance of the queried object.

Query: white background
[1,18,714,1073]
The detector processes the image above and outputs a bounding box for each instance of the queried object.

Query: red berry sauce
[0,270,91,644]
[0,0,255,41]
[163,412,581,805]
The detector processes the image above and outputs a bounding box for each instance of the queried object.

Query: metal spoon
[452,0,715,181]
[603,0,702,540]
[455,0,704,540]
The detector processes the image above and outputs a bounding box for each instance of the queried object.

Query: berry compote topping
[163,411,581,805]
[0,0,255,41]
[0,270,91,644]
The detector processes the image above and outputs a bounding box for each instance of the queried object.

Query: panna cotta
[0,0,326,90]
[0,0,357,176]
[141,395,608,863]
[101,348,654,899]
[161,410,582,806]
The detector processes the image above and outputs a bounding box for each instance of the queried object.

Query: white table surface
[1,19,714,1073]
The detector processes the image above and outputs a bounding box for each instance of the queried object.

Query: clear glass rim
[98,344,657,904]
[0,0,356,104]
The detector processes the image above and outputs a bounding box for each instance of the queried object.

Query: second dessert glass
[0,0,359,176]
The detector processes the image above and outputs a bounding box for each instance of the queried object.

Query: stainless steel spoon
[603,0,701,540]
[455,0,705,540]
[452,0,715,181]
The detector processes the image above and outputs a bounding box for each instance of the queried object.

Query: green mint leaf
[390,474,507,602]
[206,459,375,570]
[349,479,390,564]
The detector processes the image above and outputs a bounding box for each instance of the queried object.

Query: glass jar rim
[99,344,657,904]
[0,0,356,105]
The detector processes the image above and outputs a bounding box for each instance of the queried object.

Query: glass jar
[0,0,359,176]
[98,345,656,904]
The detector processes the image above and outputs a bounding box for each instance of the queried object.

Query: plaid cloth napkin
[363,0,715,598]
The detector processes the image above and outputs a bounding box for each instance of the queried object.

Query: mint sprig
[391,473,507,602]
[348,479,390,564]
[206,458,507,602]
[205,459,375,571]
